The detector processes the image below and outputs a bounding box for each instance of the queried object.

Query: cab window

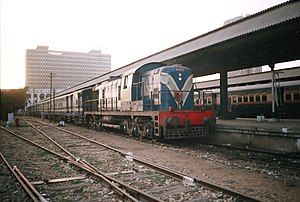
[123,76,128,89]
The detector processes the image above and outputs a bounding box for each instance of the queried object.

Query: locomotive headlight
[178,73,182,81]
[161,73,170,84]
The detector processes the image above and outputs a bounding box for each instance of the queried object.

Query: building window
[238,96,242,103]
[243,96,248,102]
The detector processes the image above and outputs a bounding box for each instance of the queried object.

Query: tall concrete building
[26,46,111,106]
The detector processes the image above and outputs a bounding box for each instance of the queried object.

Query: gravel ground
[50,120,300,201]
[0,128,119,201]
[3,116,299,201]
[0,156,30,202]
[22,118,234,201]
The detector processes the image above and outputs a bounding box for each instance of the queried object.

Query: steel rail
[23,119,160,202]
[1,126,141,201]
[0,152,45,202]
[24,119,78,161]
[39,120,260,202]
[22,119,96,172]
[1,126,159,202]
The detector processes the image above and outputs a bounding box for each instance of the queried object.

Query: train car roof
[199,80,300,94]
[194,66,300,90]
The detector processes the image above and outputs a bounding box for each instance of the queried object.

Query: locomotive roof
[123,62,165,75]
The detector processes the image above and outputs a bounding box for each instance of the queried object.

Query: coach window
[118,86,121,100]
[207,97,212,105]
[285,93,292,101]
[249,95,254,102]
[238,96,242,103]
[232,96,237,103]
[243,96,248,102]
[102,89,105,99]
[255,95,261,102]
[262,94,267,102]
[123,76,128,89]
[294,92,299,100]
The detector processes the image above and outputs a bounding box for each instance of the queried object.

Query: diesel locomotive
[35,62,215,140]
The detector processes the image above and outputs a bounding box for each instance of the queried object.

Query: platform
[216,118,300,137]
[202,118,300,153]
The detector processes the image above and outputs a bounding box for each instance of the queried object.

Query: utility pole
[53,88,56,117]
[49,72,53,122]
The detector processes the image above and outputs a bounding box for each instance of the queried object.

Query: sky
[0,0,291,89]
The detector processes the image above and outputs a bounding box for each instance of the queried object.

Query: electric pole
[49,72,53,122]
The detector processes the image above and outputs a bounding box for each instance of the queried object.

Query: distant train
[194,80,300,118]
[35,62,216,140]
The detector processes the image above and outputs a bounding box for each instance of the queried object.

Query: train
[34,62,216,140]
[194,80,300,118]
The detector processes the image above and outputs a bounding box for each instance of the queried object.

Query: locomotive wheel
[94,119,101,130]
[147,122,158,141]
[130,122,139,137]
[138,120,154,140]
[134,118,148,139]
[151,135,159,142]
[123,120,134,136]
[138,123,148,139]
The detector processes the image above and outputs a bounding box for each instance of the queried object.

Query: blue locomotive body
[130,62,194,111]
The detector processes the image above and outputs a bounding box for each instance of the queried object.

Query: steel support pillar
[220,69,228,118]
[269,63,276,119]
[219,69,235,119]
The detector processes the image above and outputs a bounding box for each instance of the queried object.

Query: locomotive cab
[129,63,215,139]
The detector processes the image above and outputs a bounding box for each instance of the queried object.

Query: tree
[0,87,29,120]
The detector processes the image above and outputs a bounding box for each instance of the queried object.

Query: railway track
[12,117,260,201]
[79,121,300,184]
[0,128,124,201]
[105,124,300,175]
[0,153,33,201]
[78,121,300,175]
